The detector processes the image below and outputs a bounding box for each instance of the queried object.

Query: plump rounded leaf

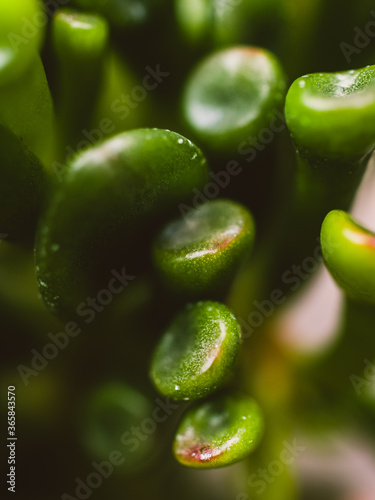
[173,393,264,468]
[321,210,375,303]
[0,125,45,240]
[35,128,209,319]
[153,199,255,296]
[285,66,375,162]
[182,46,286,153]
[150,301,241,401]
[82,382,153,469]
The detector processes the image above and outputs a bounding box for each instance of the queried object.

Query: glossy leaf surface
[173,393,264,468]
[153,199,255,296]
[151,301,241,400]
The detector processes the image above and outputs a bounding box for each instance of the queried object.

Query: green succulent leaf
[82,382,153,470]
[52,9,109,149]
[89,49,147,135]
[53,9,109,57]
[153,199,255,297]
[0,0,45,86]
[0,53,55,164]
[150,301,241,401]
[277,66,375,270]
[35,128,209,319]
[173,393,264,468]
[285,65,375,162]
[321,210,375,304]
[182,46,286,153]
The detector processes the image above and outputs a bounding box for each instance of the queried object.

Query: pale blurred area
[272,154,375,500]
[297,431,375,500]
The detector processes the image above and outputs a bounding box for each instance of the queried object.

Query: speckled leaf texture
[150,301,241,401]
[173,393,264,468]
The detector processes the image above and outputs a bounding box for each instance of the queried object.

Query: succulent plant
[152,199,255,297]
[173,393,264,468]
[182,46,286,153]
[150,301,241,400]
[321,210,375,303]
[2,2,375,500]
[35,128,208,319]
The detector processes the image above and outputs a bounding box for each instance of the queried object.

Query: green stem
[270,65,375,290]
[51,9,109,154]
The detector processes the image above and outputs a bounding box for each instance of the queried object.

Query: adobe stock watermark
[350,359,375,396]
[52,64,170,182]
[237,236,339,341]
[17,267,135,386]
[178,108,286,218]
[236,439,307,498]
[61,397,180,500]
[340,10,375,63]
[7,0,70,52]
